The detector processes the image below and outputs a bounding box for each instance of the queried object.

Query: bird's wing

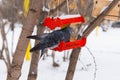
[49,44,60,49]
[27,33,49,40]
[30,42,45,52]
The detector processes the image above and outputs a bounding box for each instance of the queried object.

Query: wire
[85,46,97,80]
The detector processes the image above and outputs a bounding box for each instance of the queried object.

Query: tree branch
[83,0,119,37]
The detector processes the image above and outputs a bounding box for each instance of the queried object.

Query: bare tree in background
[0,0,24,69]
[6,0,44,80]
[0,0,14,66]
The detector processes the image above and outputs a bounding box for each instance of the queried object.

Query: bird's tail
[27,33,48,40]
[27,35,42,40]
[30,43,43,52]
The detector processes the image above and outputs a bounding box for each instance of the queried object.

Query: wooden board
[105,1,120,21]
[92,0,111,16]
[105,16,119,21]
[92,0,120,21]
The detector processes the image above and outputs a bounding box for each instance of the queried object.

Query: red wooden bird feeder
[43,14,86,51]
[43,14,85,30]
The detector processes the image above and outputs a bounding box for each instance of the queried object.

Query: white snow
[0,25,120,80]
[59,14,82,19]
[42,6,50,12]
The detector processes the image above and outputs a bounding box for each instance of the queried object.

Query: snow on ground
[87,28,120,80]
[0,26,120,80]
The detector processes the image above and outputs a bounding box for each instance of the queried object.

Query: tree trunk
[65,35,81,80]
[27,51,40,80]
[65,0,119,80]
[28,24,45,80]
[7,0,43,80]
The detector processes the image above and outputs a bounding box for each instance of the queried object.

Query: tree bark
[7,0,43,80]
[28,24,45,80]
[65,0,119,80]
[65,35,81,80]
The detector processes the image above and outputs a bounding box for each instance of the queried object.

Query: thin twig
[85,46,97,80]
[1,23,11,68]
[1,40,9,69]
